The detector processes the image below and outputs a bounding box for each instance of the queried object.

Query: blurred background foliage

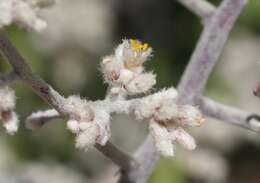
[1,0,260,183]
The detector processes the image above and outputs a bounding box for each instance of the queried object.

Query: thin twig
[26,109,62,129]
[199,97,260,131]
[0,31,135,172]
[96,142,138,172]
[176,0,216,24]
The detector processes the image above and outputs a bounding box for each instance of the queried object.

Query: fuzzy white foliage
[66,119,80,134]
[125,73,156,95]
[0,87,16,111]
[0,87,19,135]
[131,87,178,120]
[26,39,204,156]
[0,0,54,32]
[129,86,204,155]
[64,96,111,150]
[170,127,196,150]
[149,120,174,157]
[174,105,205,126]
[3,111,19,135]
[75,123,99,151]
[63,95,94,122]
[101,39,155,95]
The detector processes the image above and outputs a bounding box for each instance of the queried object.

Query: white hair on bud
[118,69,134,85]
[125,73,156,95]
[94,108,111,145]
[0,0,53,32]
[0,87,16,111]
[154,100,178,122]
[131,87,178,120]
[67,119,80,134]
[174,105,205,127]
[3,112,19,135]
[101,56,122,84]
[75,123,99,151]
[64,95,94,122]
[170,127,196,150]
[0,0,12,27]
[149,120,174,157]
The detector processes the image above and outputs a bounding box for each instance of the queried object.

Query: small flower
[170,127,196,150]
[67,119,80,134]
[63,95,94,122]
[0,87,16,111]
[115,39,152,71]
[75,123,99,151]
[131,88,178,120]
[125,72,156,95]
[101,39,155,96]
[3,111,19,135]
[153,100,178,122]
[0,0,54,32]
[149,119,174,157]
[174,105,205,126]
[0,87,19,135]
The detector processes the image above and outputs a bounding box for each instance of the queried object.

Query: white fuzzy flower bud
[67,119,80,134]
[0,87,15,111]
[101,56,122,84]
[171,127,196,150]
[115,39,152,71]
[118,69,134,85]
[65,96,111,149]
[131,87,178,120]
[3,111,19,135]
[154,100,178,122]
[174,105,205,126]
[0,0,53,32]
[149,120,174,157]
[64,95,94,122]
[125,73,156,95]
[0,87,19,135]
[75,123,99,151]
[0,0,12,27]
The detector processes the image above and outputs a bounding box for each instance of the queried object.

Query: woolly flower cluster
[61,39,204,156]
[0,0,54,32]
[0,87,19,135]
[101,39,155,95]
[131,88,204,156]
[64,96,110,151]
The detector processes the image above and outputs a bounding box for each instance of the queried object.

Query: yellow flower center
[130,39,149,51]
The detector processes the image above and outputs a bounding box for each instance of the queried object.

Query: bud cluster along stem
[33,39,204,156]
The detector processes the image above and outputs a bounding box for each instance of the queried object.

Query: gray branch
[176,0,216,24]
[177,0,247,105]
[199,97,260,131]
